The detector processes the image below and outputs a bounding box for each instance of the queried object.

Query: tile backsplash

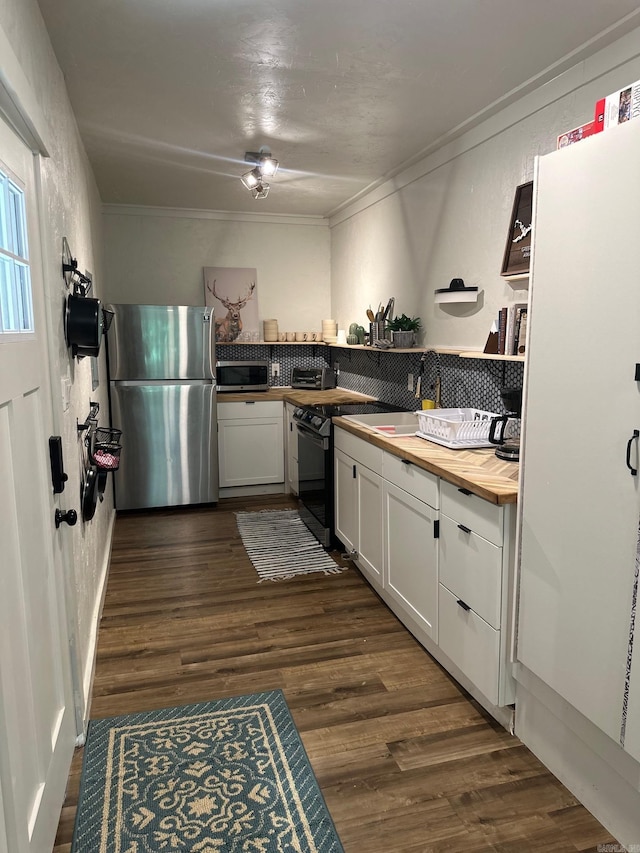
[216,344,328,387]
[216,344,524,414]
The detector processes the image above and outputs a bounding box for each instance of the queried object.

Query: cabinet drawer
[334,427,383,473]
[441,479,503,545]
[218,400,283,420]
[383,452,439,508]
[438,584,500,706]
[439,515,502,629]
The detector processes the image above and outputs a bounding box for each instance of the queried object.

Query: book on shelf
[516,307,528,355]
[496,303,527,355]
[497,307,508,355]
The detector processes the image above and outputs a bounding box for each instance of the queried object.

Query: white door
[0,119,75,852]
[334,448,357,554]
[384,481,438,640]
[517,119,640,743]
[356,464,383,586]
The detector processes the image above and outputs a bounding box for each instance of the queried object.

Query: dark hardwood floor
[53,495,618,852]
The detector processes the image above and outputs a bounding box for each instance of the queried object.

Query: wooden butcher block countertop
[333,417,519,506]
[218,388,375,405]
[217,389,517,504]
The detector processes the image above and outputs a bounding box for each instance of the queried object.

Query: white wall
[1,0,114,723]
[103,207,331,333]
[330,28,640,351]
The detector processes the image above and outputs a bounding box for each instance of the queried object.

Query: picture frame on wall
[203,266,260,342]
[501,181,533,278]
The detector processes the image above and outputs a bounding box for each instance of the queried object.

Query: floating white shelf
[434,289,479,304]
[459,351,525,362]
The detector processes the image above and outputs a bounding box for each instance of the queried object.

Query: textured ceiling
[36,0,640,217]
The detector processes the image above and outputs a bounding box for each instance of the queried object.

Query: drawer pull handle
[456,599,471,612]
[458,524,472,534]
[401,459,412,466]
[458,487,472,496]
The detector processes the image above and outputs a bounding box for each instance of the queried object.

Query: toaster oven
[291,367,336,390]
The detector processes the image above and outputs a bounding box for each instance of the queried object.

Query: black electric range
[292,401,407,547]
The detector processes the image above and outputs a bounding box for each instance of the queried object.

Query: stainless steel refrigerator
[106,304,218,510]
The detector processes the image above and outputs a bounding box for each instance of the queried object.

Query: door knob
[55,508,78,528]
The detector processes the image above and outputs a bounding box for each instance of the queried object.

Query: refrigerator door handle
[205,306,216,380]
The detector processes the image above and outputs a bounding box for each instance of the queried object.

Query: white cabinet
[333,426,516,714]
[284,403,298,495]
[383,477,439,642]
[382,452,439,642]
[518,120,640,752]
[218,400,284,488]
[438,585,501,704]
[439,480,513,707]
[334,446,358,554]
[334,428,384,588]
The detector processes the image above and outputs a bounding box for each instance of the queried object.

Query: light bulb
[241,168,261,189]
[259,156,279,177]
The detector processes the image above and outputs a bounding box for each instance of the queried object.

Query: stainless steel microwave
[216,360,269,392]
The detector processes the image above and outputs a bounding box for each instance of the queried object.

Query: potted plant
[387,313,422,348]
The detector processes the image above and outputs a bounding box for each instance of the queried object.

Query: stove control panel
[292,407,332,437]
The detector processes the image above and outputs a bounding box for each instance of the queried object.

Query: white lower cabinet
[218,400,284,488]
[383,479,438,642]
[438,584,501,705]
[334,429,384,587]
[333,426,516,717]
[439,515,502,630]
[334,446,358,555]
[284,402,299,494]
[439,480,514,707]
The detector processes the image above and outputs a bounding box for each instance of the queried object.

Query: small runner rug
[235,509,346,581]
[72,690,344,853]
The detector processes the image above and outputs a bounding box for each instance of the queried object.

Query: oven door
[296,422,332,547]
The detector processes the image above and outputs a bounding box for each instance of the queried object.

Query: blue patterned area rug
[72,690,344,853]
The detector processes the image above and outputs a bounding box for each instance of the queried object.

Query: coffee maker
[489,387,522,462]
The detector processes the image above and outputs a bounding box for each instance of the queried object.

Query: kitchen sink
[342,411,419,437]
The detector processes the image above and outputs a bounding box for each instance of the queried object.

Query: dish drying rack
[415,408,499,449]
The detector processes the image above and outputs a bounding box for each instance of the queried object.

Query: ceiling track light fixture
[240,149,279,199]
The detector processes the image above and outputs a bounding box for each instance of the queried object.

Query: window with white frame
[0,163,33,333]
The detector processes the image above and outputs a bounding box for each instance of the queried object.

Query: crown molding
[102,203,328,227]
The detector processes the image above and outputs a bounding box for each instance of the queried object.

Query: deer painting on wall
[203,267,259,342]
[207,279,255,342]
